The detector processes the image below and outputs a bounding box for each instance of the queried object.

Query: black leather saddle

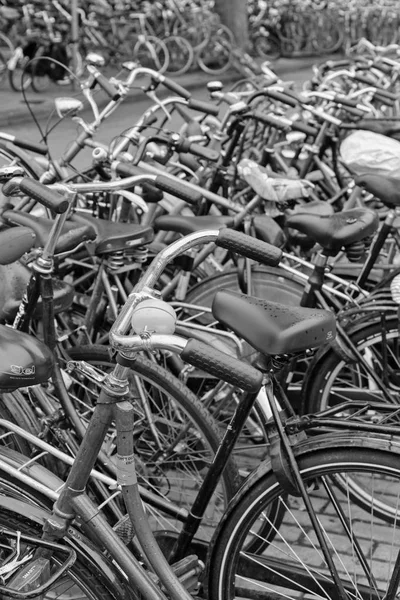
[2,210,153,255]
[0,227,36,265]
[354,173,400,208]
[285,208,378,254]
[154,215,234,235]
[212,290,336,355]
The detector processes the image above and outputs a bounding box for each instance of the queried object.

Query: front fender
[0,496,132,599]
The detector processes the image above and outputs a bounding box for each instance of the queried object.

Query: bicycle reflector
[131,298,177,335]
[390,274,400,304]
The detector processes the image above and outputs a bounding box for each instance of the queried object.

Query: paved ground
[0,54,341,128]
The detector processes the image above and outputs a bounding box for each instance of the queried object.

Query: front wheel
[207,436,400,600]
[133,36,169,73]
[0,501,122,598]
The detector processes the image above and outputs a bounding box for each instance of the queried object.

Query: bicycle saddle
[354,173,400,207]
[252,215,286,248]
[0,227,36,265]
[212,290,336,355]
[154,215,234,235]
[285,208,378,254]
[2,210,96,251]
[71,214,154,254]
[0,325,54,391]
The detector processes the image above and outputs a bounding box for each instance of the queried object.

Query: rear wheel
[207,438,400,600]
[164,35,194,76]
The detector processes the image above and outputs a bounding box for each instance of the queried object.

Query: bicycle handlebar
[3,178,69,214]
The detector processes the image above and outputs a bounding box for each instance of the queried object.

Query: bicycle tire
[253,32,282,60]
[196,34,233,75]
[207,434,400,600]
[0,50,7,85]
[302,316,400,415]
[0,499,127,599]
[65,345,239,540]
[164,35,194,76]
[133,36,169,74]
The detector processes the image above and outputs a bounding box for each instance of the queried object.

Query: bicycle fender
[0,496,133,600]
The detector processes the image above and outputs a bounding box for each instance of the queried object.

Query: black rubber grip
[187,98,219,116]
[181,339,262,392]
[373,88,398,101]
[55,225,96,254]
[115,162,143,178]
[94,72,121,100]
[264,89,299,107]
[11,179,69,214]
[0,226,36,265]
[177,139,219,162]
[114,162,162,200]
[341,105,366,118]
[352,73,375,86]
[142,113,158,128]
[154,175,202,205]
[290,119,318,137]
[333,94,359,108]
[216,229,282,266]
[162,76,191,100]
[13,136,48,156]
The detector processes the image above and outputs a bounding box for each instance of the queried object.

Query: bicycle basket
[340,130,400,179]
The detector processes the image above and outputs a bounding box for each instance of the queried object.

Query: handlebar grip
[161,76,191,100]
[154,175,202,205]
[187,142,219,162]
[216,229,282,266]
[252,110,285,128]
[93,72,121,100]
[333,93,359,108]
[181,339,262,392]
[177,139,219,162]
[115,162,142,178]
[12,136,48,156]
[352,73,375,86]
[373,88,398,101]
[114,162,163,201]
[0,227,36,265]
[6,178,69,214]
[341,105,366,118]
[290,119,319,137]
[264,89,299,107]
[187,98,219,116]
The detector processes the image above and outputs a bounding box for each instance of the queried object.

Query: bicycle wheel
[207,435,400,600]
[302,316,400,414]
[0,501,125,599]
[164,35,194,76]
[133,36,169,73]
[196,33,233,75]
[253,32,281,60]
[0,50,7,85]
[65,345,239,540]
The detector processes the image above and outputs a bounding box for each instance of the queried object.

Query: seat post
[300,251,329,308]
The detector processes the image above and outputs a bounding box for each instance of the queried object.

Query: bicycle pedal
[149,555,204,595]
